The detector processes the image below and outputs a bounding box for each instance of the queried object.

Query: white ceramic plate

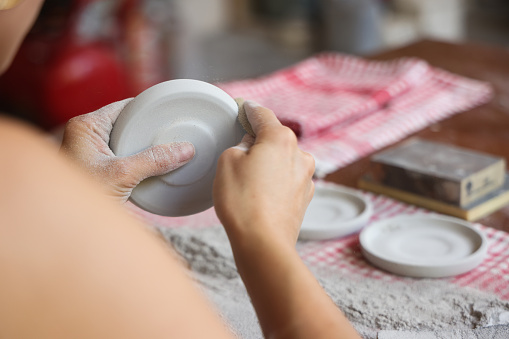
[360,215,487,278]
[299,185,373,240]
[110,79,245,216]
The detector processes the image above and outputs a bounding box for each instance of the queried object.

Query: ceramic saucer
[110,79,245,216]
[359,215,487,278]
[299,185,373,240]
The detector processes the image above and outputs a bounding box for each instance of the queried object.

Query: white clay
[110,79,245,216]
[300,185,373,240]
[360,215,487,278]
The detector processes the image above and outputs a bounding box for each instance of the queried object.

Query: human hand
[213,101,315,250]
[60,99,195,202]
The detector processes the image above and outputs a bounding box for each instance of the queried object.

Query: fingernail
[172,142,195,163]
[243,100,261,111]
[243,100,264,128]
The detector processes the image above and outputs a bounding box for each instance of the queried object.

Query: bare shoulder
[0,115,34,139]
[0,114,54,145]
[0,115,57,168]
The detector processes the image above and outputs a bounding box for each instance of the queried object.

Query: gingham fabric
[217,54,493,177]
[130,182,509,301]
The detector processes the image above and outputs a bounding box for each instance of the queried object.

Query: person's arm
[214,101,361,339]
[0,117,234,339]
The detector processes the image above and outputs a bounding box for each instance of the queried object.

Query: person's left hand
[60,99,195,202]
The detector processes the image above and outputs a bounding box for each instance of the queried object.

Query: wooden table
[325,39,509,232]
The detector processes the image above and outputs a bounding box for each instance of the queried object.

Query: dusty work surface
[160,224,509,339]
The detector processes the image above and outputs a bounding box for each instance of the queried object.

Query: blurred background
[1,0,508,129]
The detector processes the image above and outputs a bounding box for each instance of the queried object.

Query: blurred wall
[171,0,508,81]
[2,0,508,127]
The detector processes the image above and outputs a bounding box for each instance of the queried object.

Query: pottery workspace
[2,1,509,338]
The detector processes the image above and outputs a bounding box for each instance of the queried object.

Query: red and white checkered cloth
[130,182,509,301]
[217,54,492,177]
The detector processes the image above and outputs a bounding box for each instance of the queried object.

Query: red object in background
[0,40,48,123]
[42,43,128,127]
[0,0,167,129]
[0,0,129,128]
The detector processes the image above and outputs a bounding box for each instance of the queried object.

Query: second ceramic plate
[300,185,373,240]
[360,215,487,278]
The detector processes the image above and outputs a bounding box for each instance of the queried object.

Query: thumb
[123,142,195,182]
[243,100,282,136]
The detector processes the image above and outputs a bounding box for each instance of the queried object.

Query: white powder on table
[160,225,509,339]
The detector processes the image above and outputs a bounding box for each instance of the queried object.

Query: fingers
[92,98,133,125]
[123,142,195,183]
[232,134,255,152]
[64,99,134,145]
[301,150,316,178]
[243,100,282,137]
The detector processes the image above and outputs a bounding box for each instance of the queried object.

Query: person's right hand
[213,101,315,250]
[213,104,361,339]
